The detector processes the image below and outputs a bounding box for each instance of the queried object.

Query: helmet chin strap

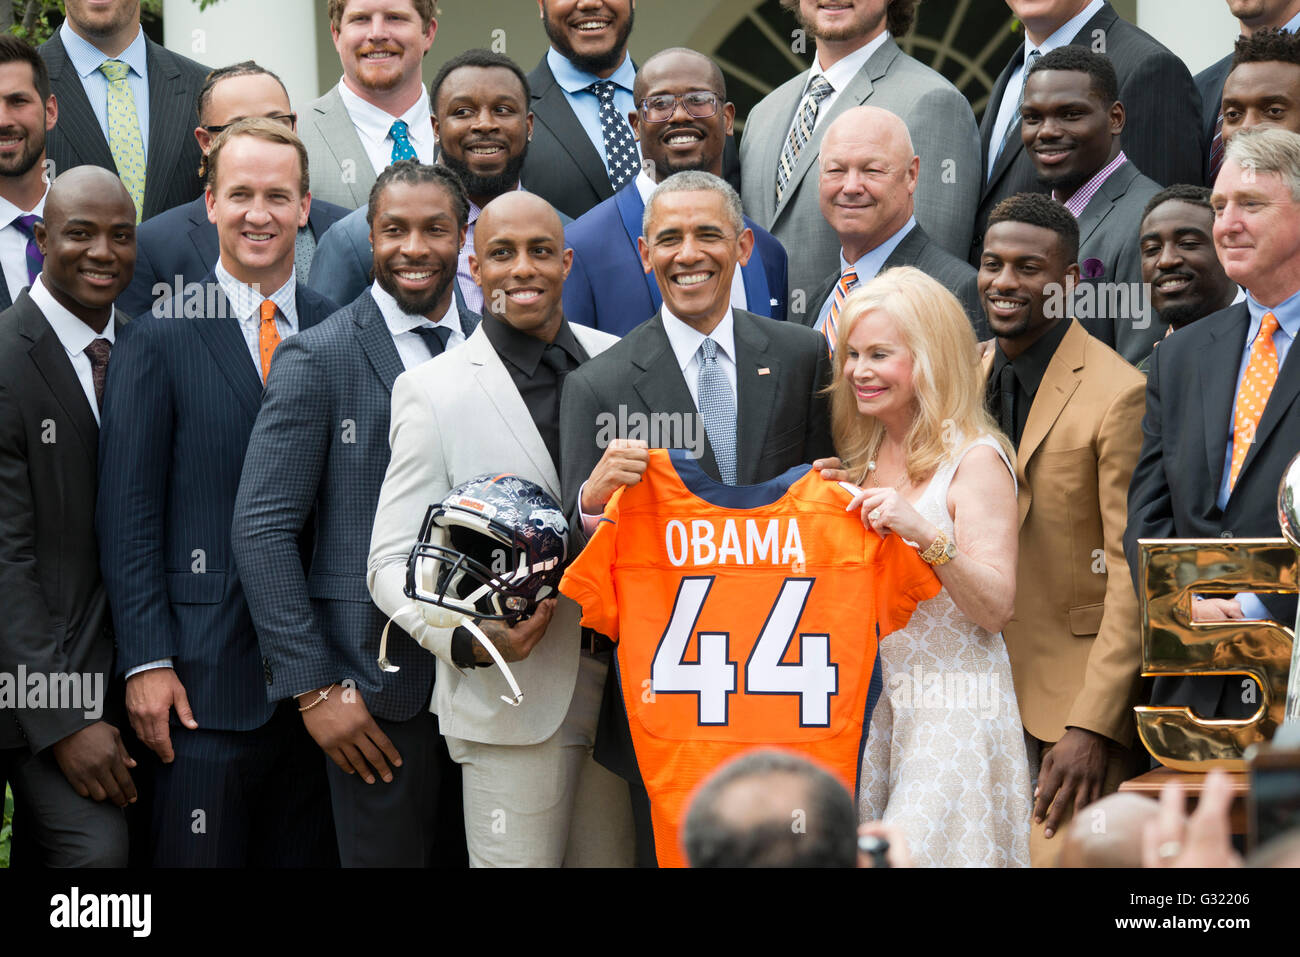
[378,603,524,708]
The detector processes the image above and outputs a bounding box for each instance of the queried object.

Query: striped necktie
[12,213,42,285]
[776,75,833,204]
[823,267,858,356]
[1208,111,1225,184]
[98,59,146,222]
[992,49,1041,172]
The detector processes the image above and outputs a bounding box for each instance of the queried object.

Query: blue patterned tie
[697,337,737,485]
[389,119,418,164]
[13,214,42,285]
[587,80,638,190]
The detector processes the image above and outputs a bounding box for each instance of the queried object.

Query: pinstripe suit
[232,289,478,865]
[39,31,209,222]
[97,274,339,866]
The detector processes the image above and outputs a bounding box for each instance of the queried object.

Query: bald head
[818,106,919,262]
[36,166,136,331]
[470,191,571,342]
[1058,793,1160,868]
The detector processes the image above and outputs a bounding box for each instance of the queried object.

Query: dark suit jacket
[806,223,990,340]
[116,196,350,320]
[973,1,1202,262]
[563,183,788,336]
[231,291,479,723]
[1125,302,1300,717]
[0,292,118,751]
[97,275,337,731]
[39,31,209,222]
[521,55,741,222]
[1195,52,1232,185]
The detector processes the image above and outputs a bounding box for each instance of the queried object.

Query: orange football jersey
[560,449,940,867]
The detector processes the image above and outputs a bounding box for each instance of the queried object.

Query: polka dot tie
[1229,310,1279,489]
[587,80,638,190]
[259,299,281,384]
[98,59,146,222]
[697,337,737,486]
[389,120,418,164]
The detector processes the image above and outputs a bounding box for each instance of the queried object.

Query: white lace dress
[857,435,1032,867]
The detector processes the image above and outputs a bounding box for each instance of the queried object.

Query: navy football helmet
[405,473,569,624]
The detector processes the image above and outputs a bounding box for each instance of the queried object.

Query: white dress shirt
[214,259,298,373]
[60,21,150,158]
[986,0,1104,174]
[635,171,748,311]
[336,80,435,175]
[783,29,890,145]
[0,185,46,303]
[29,275,114,424]
[369,279,465,370]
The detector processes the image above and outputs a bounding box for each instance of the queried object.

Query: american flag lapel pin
[757,367,771,376]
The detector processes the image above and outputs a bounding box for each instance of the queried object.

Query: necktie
[84,337,111,411]
[776,75,833,204]
[389,119,418,164]
[1208,111,1225,184]
[824,266,858,356]
[587,80,638,190]
[98,60,146,222]
[294,227,316,283]
[993,49,1041,171]
[539,342,573,381]
[1229,311,1280,489]
[412,324,452,358]
[258,299,281,383]
[697,337,737,485]
[12,213,42,285]
[997,363,1017,447]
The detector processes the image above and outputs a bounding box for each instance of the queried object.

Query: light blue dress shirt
[60,21,150,161]
[1216,291,1300,619]
[814,217,916,331]
[546,47,639,172]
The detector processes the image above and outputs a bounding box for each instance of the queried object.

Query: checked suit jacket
[232,290,480,722]
[97,274,338,731]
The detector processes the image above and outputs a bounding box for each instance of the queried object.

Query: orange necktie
[824,267,858,356]
[1229,310,1280,489]
[258,299,280,383]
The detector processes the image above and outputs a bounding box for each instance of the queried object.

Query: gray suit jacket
[1072,159,1162,365]
[231,291,480,723]
[367,321,618,745]
[740,36,980,319]
[807,223,990,340]
[299,86,375,209]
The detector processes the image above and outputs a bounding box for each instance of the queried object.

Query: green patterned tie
[98,59,146,222]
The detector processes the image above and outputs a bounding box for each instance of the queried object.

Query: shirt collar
[336,78,431,146]
[1284,9,1300,32]
[214,258,298,327]
[547,46,636,95]
[1024,0,1104,57]
[635,170,656,205]
[1246,288,1300,344]
[661,304,735,372]
[810,30,889,92]
[841,216,916,280]
[0,184,48,229]
[29,274,116,356]
[481,310,583,376]
[61,20,147,79]
[369,279,460,336]
[1054,150,1128,214]
[993,317,1073,396]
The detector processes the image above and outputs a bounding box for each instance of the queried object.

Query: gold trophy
[1276,451,1300,723]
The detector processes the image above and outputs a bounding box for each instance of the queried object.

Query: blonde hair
[829,266,1011,484]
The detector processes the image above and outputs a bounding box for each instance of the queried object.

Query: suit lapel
[615,186,661,309]
[1199,305,1246,488]
[193,282,263,417]
[20,296,98,459]
[186,198,219,270]
[732,311,779,486]
[44,34,116,170]
[740,219,773,318]
[881,224,927,270]
[143,40,188,214]
[311,90,373,207]
[633,314,719,477]
[351,292,405,393]
[981,47,1026,199]
[0,278,14,313]
[532,63,612,202]
[1015,321,1085,524]
[1076,162,1135,249]
[467,329,561,499]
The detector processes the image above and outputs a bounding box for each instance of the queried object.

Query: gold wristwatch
[920,531,958,566]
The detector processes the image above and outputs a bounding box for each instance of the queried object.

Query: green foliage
[2,0,171,46]
[0,784,12,868]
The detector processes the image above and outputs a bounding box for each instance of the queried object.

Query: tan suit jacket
[983,320,1146,745]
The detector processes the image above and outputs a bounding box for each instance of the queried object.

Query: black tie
[84,337,111,411]
[539,342,573,383]
[412,325,452,357]
[998,363,1017,446]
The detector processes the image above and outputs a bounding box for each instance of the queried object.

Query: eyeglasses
[638,92,721,124]
[202,112,297,136]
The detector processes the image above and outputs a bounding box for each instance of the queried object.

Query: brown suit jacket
[983,320,1146,745]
